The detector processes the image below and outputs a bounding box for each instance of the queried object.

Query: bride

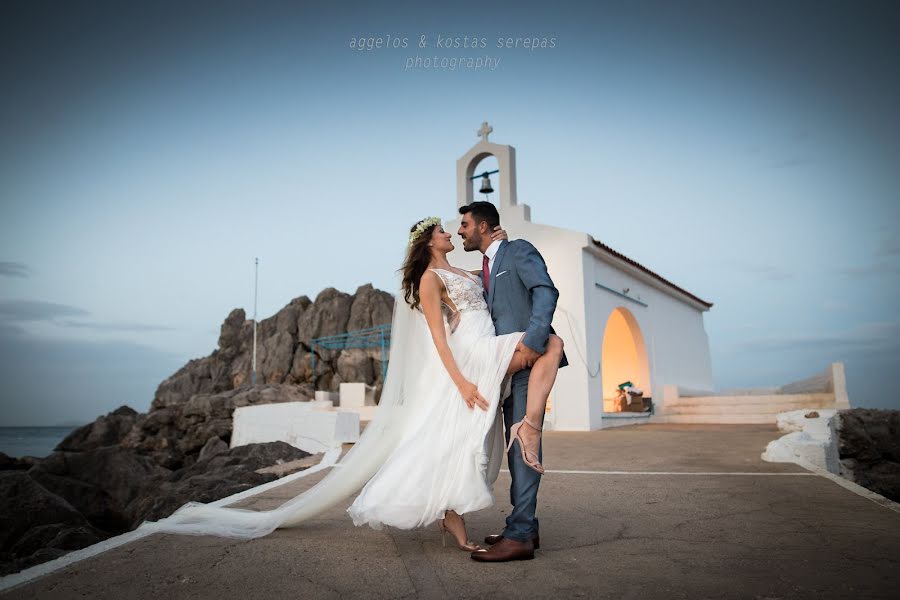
[139,216,563,552]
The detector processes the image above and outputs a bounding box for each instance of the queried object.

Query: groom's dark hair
[458,201,500,229]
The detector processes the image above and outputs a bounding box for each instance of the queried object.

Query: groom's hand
[515,342,542,368]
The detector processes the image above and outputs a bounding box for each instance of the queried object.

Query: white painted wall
[231,402,359,454]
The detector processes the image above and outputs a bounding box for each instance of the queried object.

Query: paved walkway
[3,424,899,599]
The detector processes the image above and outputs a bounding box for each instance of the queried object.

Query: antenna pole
[252,257,258,385]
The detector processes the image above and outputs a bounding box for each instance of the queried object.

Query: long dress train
[137,267,521,538]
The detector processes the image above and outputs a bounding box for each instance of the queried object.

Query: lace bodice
[429,268,488,314]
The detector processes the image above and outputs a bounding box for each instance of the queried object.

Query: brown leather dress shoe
[470,537,535,562]
[484,533,540,549]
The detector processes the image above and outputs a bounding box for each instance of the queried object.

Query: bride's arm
[419,272,489,411]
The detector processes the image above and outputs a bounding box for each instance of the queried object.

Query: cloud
[0,299,89,322]
[836,261,900,279]
[0,299,172,332]
[56,319,175,332]
[0,322,27,337]
[738,320,900,355]
[0,262,30,278]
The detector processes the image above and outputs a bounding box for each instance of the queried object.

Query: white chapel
[444,123,715,431]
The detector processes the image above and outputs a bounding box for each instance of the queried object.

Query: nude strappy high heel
[507,416,545,474]
[438,512,482,551]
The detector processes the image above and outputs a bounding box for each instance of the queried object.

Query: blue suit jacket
[483,240,568,368]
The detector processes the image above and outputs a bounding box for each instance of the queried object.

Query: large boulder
[347,284,394,331]
[28,447,170,533]
[9,524,103,568]
[337,348,376,385]
[172,441,311,481]
[217,307,247,362]
[297,288,353,346]
[837,408,900,502]
[197,435,229,462]
[0,472,90,553]
[260,330,296,384]
[0,471,106,576]
[128,442,310,525]
[289,348,313,383]
[0,452,30,471]
[122,384,311,463]
[55,405,138,452]
[151,356,218,410]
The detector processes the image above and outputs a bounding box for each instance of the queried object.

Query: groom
[457,201,568,562]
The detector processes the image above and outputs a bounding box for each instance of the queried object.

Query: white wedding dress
[137,267,522,539]
[347,268,522,529]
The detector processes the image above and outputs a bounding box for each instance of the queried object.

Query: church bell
[479,172,494,195]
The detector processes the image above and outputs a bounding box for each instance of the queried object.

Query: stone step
[649,413,779,424]
[657,400,835,416]
[664,393,834,407]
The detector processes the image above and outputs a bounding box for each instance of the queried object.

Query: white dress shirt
[483,239,502,273]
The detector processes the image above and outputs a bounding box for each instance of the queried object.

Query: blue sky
[1,0,898,425]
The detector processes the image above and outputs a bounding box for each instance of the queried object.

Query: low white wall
[761,409,840,473]
[339,383,376,408]
[231,401,359,454]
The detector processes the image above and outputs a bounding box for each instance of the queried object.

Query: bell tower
[456,122,531,223]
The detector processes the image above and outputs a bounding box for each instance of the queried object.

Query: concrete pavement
[3,423,899,599]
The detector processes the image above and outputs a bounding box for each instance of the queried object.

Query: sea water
[0,426,78,458]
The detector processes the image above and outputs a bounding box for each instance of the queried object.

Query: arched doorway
[601,307,651,413]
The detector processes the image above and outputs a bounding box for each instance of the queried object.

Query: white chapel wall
[590,255,713,395]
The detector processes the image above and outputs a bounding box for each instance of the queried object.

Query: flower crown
[408,216,441,247]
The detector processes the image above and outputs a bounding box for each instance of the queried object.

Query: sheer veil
[137,270,433,539]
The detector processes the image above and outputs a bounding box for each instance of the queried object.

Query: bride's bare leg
[520,335,564,458]
[440,510,482,551]
[505,335,565,469]
[524,334,564,427]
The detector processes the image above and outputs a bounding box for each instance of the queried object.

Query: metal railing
[310,324,391,388]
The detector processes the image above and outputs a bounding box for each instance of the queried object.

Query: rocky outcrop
[0,452,30,471]
[121,384,312,469]
[0,471,105,576]
[836,408,900,502]
[2,282,393,576]
[124,441,310,525]
[29,445,172,532]
[1,436,311,576]
[55,405,138,452]
[348,284,395,332]
[152,284,393,410]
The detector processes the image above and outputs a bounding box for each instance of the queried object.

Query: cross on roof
[477,121,493,143]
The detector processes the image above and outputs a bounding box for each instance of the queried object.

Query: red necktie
[482,254,490,295]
